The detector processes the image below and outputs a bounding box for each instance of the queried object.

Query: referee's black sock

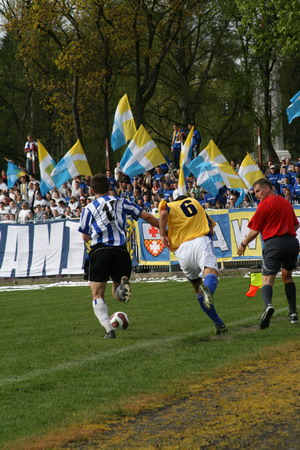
[262,284,273,309]
[285,282,297,314]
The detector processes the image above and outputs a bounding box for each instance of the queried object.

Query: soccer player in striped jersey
[159,195,227,335]
[79,173,159,339]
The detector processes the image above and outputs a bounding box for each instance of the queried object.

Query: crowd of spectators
[0,155,299,224]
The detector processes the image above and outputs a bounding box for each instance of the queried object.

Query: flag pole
[105,138,111,171]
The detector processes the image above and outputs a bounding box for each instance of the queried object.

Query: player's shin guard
[204,273,218,295]
[93,298,113,332]
[196,294,224,327]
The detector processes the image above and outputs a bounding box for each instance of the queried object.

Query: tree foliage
[0,0,299,171]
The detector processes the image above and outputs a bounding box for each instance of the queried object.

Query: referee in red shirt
[237,178,299,329]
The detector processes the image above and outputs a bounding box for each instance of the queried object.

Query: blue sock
[197,294,224,327]
[204,273,218,295]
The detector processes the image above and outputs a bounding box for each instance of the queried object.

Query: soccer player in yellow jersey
[159,195,227,335]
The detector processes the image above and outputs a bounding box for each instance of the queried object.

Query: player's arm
[140,210,159,228]
[237,229,260,256]
[159,209,171,250]
[82,233,91,243]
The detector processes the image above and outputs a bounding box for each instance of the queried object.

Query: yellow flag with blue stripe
[120,125,166,177]
[111,94,137,151]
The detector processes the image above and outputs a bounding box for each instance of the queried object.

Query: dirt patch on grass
[16,338,300,449]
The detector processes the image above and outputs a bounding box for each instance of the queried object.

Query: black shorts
[88,244,132,283]
[262,235,299,275]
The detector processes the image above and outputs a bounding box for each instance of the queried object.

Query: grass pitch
[1,276,299,447]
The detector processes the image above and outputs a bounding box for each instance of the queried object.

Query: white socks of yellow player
[93,298,113,333]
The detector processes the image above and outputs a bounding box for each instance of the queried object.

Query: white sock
[92,298,113,333]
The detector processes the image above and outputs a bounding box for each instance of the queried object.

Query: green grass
[0,277,300,446]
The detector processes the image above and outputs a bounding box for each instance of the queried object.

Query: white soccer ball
[110,311,130,330]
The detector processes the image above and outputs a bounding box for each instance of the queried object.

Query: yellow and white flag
[120,125,166,177]
[111,94,137,151]
[38,140,57,196]
[238,153,265,189]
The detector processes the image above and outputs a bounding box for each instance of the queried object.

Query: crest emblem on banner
[142,223,164,257]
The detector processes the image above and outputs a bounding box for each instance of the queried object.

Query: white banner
[0,220,85,278]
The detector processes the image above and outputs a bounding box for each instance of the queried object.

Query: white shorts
[175,236,218,280]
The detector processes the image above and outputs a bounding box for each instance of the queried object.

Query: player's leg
[281,236,299,323]
[111,248,132,302]
[281,269,298,322]
[260,240,280,329]
[177,237,227,334]
[90,281,115,337]
[89,247,115,338]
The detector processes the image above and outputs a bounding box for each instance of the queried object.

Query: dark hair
[90,173,110,194]
[253,178,273,190]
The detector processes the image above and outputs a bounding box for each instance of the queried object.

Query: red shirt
[248,195,298,241]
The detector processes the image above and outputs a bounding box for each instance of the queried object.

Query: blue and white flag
[188,159,224,195]
[188,140,247,194]
[286,91,300,124]
[178,126,194,195]
[111,94,137,151]
[120,125,165,177]
[51,139,92,189]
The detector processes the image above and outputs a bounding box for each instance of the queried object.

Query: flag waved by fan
[51,139,92,189]
[177,126,194,195]
[6,160,27,189]
[286,91,300,124]
[111,94,137,151]
[188,140,247,198]
[120,125,165,177]
[38,140,57,196]
[238,153,265,190]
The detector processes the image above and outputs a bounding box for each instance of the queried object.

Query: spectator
[0,177,7,192]
[18,201,31,222]
[152,166,165,183]
[34,204,44,220]
[171,123,185,170]
[24,134,37,175]
[106,169,117,192]
[33,192,47,208]
[187,123,201,159]
[114,162,122,181]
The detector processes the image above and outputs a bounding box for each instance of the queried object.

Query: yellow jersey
[159,197,215,251]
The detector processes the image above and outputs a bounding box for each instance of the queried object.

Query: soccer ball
[110,311,130,330]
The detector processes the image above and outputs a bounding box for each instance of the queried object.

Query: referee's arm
[237,229,260,256]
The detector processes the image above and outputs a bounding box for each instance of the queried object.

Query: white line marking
[0,307,289,388]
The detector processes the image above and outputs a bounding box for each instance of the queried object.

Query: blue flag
[6,161,27,189]
[286,91,300,124]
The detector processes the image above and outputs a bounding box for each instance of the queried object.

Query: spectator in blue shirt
[152,166,165,183]
[279,176,293,195]
[163,182,174,201]
[187,123,201,159]
[267,165,280,192]
[292,175,300,202]
[106,169,117,192]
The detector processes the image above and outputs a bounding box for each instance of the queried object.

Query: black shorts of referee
[262,234,299,276]
[88,243,132,283]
